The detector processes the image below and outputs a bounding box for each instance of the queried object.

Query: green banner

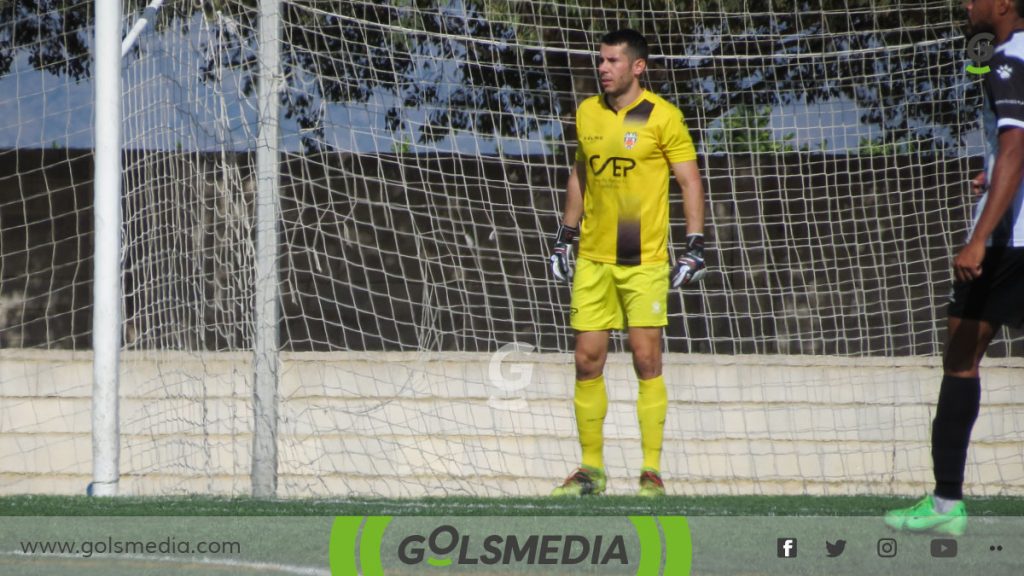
[328,516,691,575]
[2,515,1022,575]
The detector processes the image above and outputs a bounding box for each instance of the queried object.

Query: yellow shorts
[570,258,669,331]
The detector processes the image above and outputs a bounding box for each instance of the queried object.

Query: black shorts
[948,247,1024,328]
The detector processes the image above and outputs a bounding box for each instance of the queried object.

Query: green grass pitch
[2,493,1024,516]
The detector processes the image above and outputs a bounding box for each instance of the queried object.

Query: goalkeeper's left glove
[549,223,579,283]
[670,233,707,288]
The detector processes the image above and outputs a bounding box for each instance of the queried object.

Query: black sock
[931,375,981,500]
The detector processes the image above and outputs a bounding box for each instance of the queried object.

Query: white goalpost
[89,0,124,498]
[91,0,285,498]
[251,0,281,499]
[0,0,1022,498]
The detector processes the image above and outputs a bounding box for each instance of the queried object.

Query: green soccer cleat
[551,466,606,497]
[884,495,967,536]
[638,468,665,497]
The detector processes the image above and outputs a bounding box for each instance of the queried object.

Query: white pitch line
[0,550,330,576]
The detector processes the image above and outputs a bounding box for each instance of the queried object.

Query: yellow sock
[637,375,668,472]
[574,375,607,470]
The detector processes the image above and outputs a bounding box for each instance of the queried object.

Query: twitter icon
[826,540,847,558]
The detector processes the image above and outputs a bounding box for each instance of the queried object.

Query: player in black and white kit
[886,0,1024,536]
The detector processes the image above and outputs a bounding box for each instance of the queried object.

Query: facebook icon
[777,538,798,558]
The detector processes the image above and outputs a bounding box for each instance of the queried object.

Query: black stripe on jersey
[617,219,642,265]
[624,100,655,124]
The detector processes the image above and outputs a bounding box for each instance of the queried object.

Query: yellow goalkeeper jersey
[574,89,697,265]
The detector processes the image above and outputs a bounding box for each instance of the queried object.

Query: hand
[550,223,579,283]
[971,172,986,196]
[953,240,985,283]
[671,234,707,288]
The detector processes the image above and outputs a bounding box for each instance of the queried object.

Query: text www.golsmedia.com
[19,537,241,558]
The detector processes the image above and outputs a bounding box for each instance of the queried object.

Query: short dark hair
[600,29,649,62]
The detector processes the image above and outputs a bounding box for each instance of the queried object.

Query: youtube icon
[931,539,958,558]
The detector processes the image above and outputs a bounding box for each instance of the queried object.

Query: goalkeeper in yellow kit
[549,29,707,497]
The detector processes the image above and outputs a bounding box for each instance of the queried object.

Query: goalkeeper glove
[550,223,579,283]
[671,233,707,288]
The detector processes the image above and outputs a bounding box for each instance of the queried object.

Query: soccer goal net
[1,0,1022,497]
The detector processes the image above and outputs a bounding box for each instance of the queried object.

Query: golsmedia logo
[330,516,691,575]
[398,524,627,567]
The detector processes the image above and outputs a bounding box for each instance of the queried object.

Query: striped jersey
[979,30,1024,247]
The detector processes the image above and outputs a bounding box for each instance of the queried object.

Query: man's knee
[575,347,606,380]
[943,350,979,377]
[943,318,995,377]
[942,352,974,375]
[632,350,662,380]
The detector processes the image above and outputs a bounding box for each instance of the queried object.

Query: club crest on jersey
[623,131,638,150]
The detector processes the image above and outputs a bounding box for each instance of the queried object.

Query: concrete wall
[2,350,1022,498]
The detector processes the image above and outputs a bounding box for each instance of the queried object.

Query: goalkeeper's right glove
[670,233,707,288]
[549,223,579,283]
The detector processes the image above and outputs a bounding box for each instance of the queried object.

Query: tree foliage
[0,0,979,153]
[0,0,92,81]
[707,105,796,154]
